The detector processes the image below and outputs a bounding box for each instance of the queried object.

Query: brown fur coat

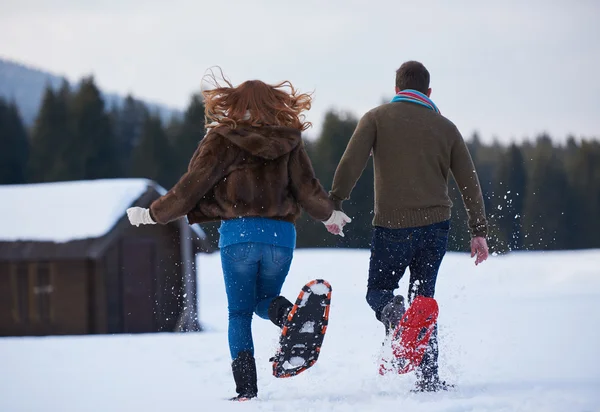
[149,125,333,225]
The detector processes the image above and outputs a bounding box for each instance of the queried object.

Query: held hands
[471,236,489,265]
[126,207,156,227]
[323,210,352,237]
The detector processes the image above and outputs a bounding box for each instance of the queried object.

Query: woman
[126,73,350,400]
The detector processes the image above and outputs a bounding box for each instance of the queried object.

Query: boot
[380,295,406,335]
[268,296,293,328]
[412,375,454,392]
[412,326,453,392]
[230,351,258,401]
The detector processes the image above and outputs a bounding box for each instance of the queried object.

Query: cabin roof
[0,179,212,260]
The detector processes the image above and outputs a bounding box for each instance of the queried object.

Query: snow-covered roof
[0,178,206,243]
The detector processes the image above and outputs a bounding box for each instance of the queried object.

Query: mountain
[0,57,181,126]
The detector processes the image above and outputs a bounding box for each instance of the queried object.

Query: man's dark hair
[395,61,430,94]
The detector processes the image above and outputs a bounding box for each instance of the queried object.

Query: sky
[1,0,599,143]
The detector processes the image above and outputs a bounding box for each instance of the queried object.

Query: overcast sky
[1,0,599,143]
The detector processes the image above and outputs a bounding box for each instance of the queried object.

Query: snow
[299,291,311,307]
[0,178,206,242]
[283,357,306,369]
[310,282,331,296]
[1,249,600,411]
[300,321,316,334]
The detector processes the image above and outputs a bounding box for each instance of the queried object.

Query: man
[323,61,489,392]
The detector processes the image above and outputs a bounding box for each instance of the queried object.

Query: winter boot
[411,375,454,392]
[380,295,406,335]
[268,296,293,328]
[412,329,453,392]
[230,351,258,401]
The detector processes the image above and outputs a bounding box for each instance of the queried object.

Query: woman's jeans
[221,242,293,360]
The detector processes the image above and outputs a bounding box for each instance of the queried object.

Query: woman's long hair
[201,67,313,131]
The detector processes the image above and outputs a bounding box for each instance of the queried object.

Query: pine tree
[295,137,331,248]
[165,116,183,146]
[494,144,527,251]
[467,132,483,162]
[312,111,360,189]
[522,135,571,250]
[69,76,120,179]
[566,140,600,248]
[0,98,29,184]
[130,113,176,188]
[295,110,373,249]
[111,95,149,175]
[28,86,56,182]
[171,94,206,181]
[467,134,503,215]
[29,82,73,182]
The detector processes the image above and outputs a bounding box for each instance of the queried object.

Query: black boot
[380,295,406,336]
[411,372,454,393]
[230,351,258,401]
[268,296,293,327]
[412,375,454,393]
[412,325,454,392]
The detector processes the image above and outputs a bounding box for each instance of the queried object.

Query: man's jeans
[366,219,450,379]
[221,242,293,360]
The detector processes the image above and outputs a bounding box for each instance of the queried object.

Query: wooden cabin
[0,179,213,337]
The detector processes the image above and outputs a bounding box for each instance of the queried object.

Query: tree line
[1,77,599,252]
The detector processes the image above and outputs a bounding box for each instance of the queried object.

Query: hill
[0,57,181,126]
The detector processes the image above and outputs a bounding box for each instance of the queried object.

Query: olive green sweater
[330,101,488,238]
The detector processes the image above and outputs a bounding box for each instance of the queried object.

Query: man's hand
[323,210,352,237]
[471,236,489,265]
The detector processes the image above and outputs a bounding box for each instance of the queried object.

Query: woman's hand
[126,207,156,227]
[323,210,352,237]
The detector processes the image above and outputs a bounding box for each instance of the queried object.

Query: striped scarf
[390,89,440,114]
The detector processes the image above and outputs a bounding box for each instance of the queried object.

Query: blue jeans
[221,242,293,360]
[366,220,450,379]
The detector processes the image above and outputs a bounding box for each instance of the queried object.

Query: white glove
[126,207,156,227]
[322,210,352,237]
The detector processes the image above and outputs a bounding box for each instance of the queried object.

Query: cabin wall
[0,262,14,334]
[0,260,89,336]
[53,261,89,334]
[88,259,107,334]
[100,222,184,333]
[0,220,199,336]
[101,242,122,334]
[0,182,209,338]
